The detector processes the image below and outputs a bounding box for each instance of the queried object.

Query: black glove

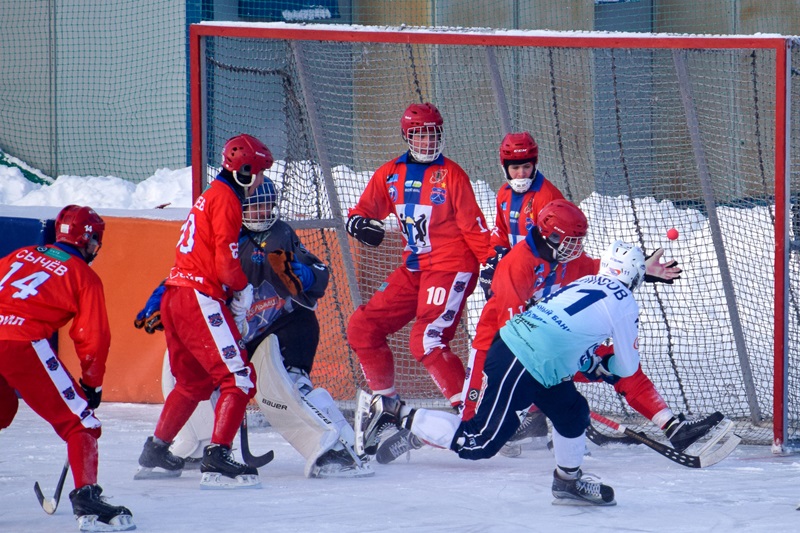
[478,246,510,300]
[134,280,166,334]
[346,215,385,247]
[79,379,102,409]
[644,248,682,284]
[580,349,619,385]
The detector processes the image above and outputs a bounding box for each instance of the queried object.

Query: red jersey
[349,153,491,272]
[167,177,249,301]
[489,170,563,252]
[0,244,110,388]
[471,233,600,351]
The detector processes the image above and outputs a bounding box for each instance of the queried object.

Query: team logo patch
[387,173,399,184]
[429,169,447,184]
[426,329,442,338]
[500,201,508,211]
[222,345,238,359]
[468,389,479,401]
[238,339,247,351]
[442,310,455,322]
[80,408,92,418]
[46,357,59,371]
[430,187,446,205]
[36,245,48,253]
[63,387,76,401]
[453,281,466,293]
[388,185,398,203]
[251,249,265,264]
[236,369,250,377]
[208,313,223,327]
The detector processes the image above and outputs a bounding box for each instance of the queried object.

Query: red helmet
[400,103,444,134]
[499,132,538,166]
[400,103,444,163]
[55,205,105,249]
[221,134,274,186]
[536,199,587,263]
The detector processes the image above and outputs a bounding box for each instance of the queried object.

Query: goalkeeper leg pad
[252,335,371,478]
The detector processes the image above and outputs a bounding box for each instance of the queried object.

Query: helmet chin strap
[233,170,255,189]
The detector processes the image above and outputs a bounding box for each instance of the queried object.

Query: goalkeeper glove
[346,215,385,247]
[267,250,304,296]
[644,248,682,284]
[134,281,166,334]
[79,379,102,410]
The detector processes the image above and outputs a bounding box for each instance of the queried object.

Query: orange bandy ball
[667,228,679,240]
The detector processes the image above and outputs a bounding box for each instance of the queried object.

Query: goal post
[189,22,796,448]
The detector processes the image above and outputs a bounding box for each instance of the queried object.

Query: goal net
[190,22,798,448]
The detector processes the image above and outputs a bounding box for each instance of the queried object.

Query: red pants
[347,267,476,406]
[155,286,256,447]
[0,338,101,488]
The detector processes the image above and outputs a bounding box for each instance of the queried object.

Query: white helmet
[242,178,279,232]
[599,240,646,291]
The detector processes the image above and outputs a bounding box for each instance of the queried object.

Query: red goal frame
[189,22,792,449]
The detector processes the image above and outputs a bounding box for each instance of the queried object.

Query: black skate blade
[133,466,182,480]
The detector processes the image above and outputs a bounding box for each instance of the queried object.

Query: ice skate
[500,409,548,457]
[134,436,184,480]
[200,444,261,489]
[69,484,135,532]
[181,456,203,470]
[309,447,375,478]
[375,428,423,464]
[362,395,404,455]
[665,411,724,452]
[551,469,616,506]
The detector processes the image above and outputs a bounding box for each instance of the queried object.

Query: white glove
[235,316,249,337]
[230,283,254,321]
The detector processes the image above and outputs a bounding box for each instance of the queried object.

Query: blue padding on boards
[0,216,55,257]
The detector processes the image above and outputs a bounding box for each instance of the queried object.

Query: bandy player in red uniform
[135,134,273,489]
[0,205,134,531]
[346,103,491,415]
[479,132,563,300]
[463,199,723,453]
